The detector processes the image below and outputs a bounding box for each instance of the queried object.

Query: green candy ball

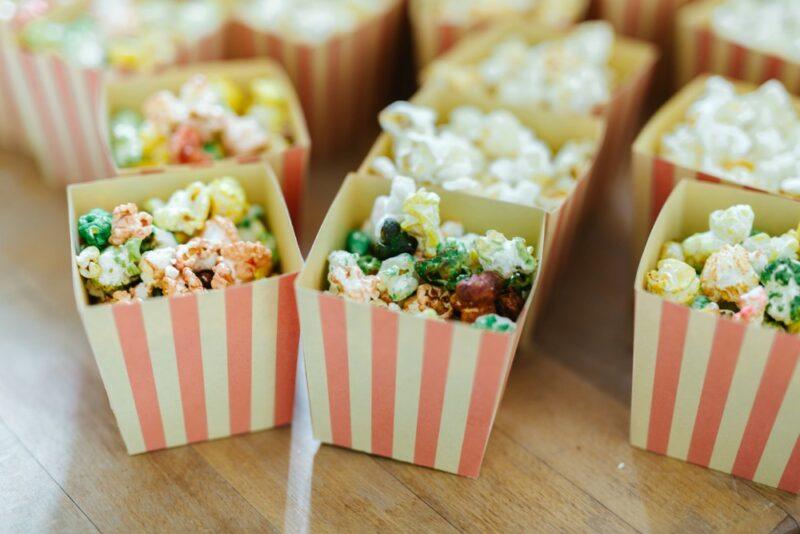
[78,208,113,248]
[346,230,372,256]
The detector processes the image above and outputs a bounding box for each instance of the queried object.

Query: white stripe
[140,298,187,447]
[82,307,146,453]
[297,291,332,443]
[630,292,663,448]
[434,324,481,474]
[197,289,230,439]
[68,65,106,180]
[5,49,47,173]
[34,55,80,183]
[345,301,372,453]
[250,278,278,430]
[392,313,425,463]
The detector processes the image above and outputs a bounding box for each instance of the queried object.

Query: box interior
[67,162,303,309]
[104,58,310,172]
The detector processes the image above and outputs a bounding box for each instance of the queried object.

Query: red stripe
[296,45,315,151]
[413,320,454,468]
[686,318,747,467]
[732,332,800,480]
[274,274,300,426]
[113,303,166,451]
[650,158,675,225]
[696,171,721,184]
[226,284,254,435]
[169,294,208,443]
[778,437,800,494]
[624,0,642,36]
[438,24,459,56]
[646,301,690,455]
[318,294,351,447]
[728,42,748,80]
[266,34,284,66]
[762,55,784,83]
[695,28,712,75]
[282,146,307,234]
[371,307,398,457]
[458,332,511,478]
[51,56,91,180]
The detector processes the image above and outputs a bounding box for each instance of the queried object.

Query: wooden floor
[1,145,797,533]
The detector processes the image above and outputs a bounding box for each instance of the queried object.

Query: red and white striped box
[631,74,800,255]
[68,163,303,454]
[1,0,227,185]
[408,0,588,69]
[591,0,693,45]
[676,0,800,93]
[296,173,545,477]
[225,0,405,158]
[632,180,800,494]
[423,20,658,189]
[102,59,310,230]
[359,80,605,327]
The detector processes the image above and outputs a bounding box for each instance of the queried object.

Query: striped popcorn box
[3,0,227,186]
[296,173,545,477]
[423,20,657,189]
[359,80,605,327]
[632,180,800,494]
[102,59,310,230]
[676,0,800,93]
[68,163,303,454]
[408,0,588,69]
[224,0,405,158]
[590,0,693,45]
[631,75,800,255]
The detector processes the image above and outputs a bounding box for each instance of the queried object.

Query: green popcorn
[761,258,800,326]
[475,230,537,279]
[690,295,719,312]
[237,205,280,264]
[357,255,381,275]
[415,240,474,291]
[110,110,144,167]
[473,314,516,333]
[506,271,533,294]
[203,141,225,160]
[85,238,143,297]
[378,253,419,302]
[78,208,113,248]
[346,230,372,256]
[374,218,418,260]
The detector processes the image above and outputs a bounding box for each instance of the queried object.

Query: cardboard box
[225,0,405,158]
[358,80,604,326]
[632,180,800,494]
[102,59,310,228]
[423,19,657,185]
[676,0,800,93]
[590,0,693,45]
[408,0,587,69]
[68,162,303,454]
[296,173,545,477]
[1,0,227,185]
[631,74,800,255]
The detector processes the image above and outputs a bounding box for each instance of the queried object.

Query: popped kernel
[701,244,759,303]
[645,259,701,305]
[327,251,380,303]
[109,203,153,246]
[709,204,754,244]
[377,253,419,302]
[208,177,248,224]
[761,258,800,327]
[401,189,441,257]
[475,230,537,279]
[150,181,211,235]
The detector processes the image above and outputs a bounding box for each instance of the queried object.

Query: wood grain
[0,146,796,533]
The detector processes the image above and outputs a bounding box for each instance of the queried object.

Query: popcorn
[660,77,800,194]
[77,208,112,248]
[659,241,685,262]
[367,175,416,239]
[712,0,800,62]
[83,239,143,298]
[645,259,701,305]
[433,0,537,25]
[401,189,441,257]
[109,203,153,246]
[690,295,720,313]
[402,284,453,318]
[377,253,419,302]
[701,244,759,303]
[373,102,595,212]
[200,216,240,245]
[761,258,800,327]
[217,241,272,284]
[208,177,248,224]
[734,286,768,323]
[327,251,380,303]
[475,230,537,278]
[473,313,517,333]
[150,181,211,235]
[681,231,726,271]
[709,204,754,244]
[452,272,504,323]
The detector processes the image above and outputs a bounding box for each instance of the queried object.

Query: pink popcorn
[109,203,153,246]
[734,286,768,323]
[217,241,273,283]
[175,238,220,272]
[143,90,187,135]
[200,215,240,245]
[222,115,270,156]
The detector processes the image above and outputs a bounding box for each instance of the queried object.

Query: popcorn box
[423,19,658,185]
[296,173,545,477]
[407,0,588,69]
[1,0,227,186]
[68,163,303,454]
[225,0,405,158]
[103,59,310,229]
[359,81,605,326]
[631,74,800,255]
[676,0,800,93]
[632,180,800,494]
[590,0,693,45]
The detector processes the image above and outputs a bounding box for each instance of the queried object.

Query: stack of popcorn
[712,0,800,63]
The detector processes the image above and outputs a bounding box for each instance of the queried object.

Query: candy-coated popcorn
[701,244,759,303]
[734,286,768,323]
[415,240,473,291]
[452,271,504,323]
[690,295,720,313]
[200,216,240,245]
[761,258,800,327]
[175,239,219,272]
[327,251,380,303]
[346,230,372,256]
[659,241,685,262]
[84,239,143,298]
[709,204,754,244]
[378,253,419,302]
[357,255,381,275]
[150,181,211,235]
[208,177,248,224]
[402,284,453,318]
[78,208,112,248]
[109,203,153,246]
[475,230,537,279]
[217,241,272,284]
[473,313,516,333]
[76,246,102,279]
[645,259,701,305]
[212,77,246,114]
[496,289,525,321]
[401,189,441,256]
[681,231,726,271]
[374,219,419,260]
[742,231,800,273]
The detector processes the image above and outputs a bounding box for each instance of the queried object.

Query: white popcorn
[700,244,759,303]
[713,0,800,62]
[742,231,799,273]
[367,175,416,240]
[379,101,437,138]
[327,250,380,302]
[661,77,800,193]
[682,231,726,270]
[709,204,754,244]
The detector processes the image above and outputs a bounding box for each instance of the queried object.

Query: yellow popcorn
[150,181,211,235]
[700,244,759,303]
[139,122,169,165]
[682,231,726,271]
[208,176,248,224]
[250,77,288,110]
[212,77,246,114]
[659,241,684,262]
[645,259,701,305]
[401,189,441,257]
[107,36,159,72]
